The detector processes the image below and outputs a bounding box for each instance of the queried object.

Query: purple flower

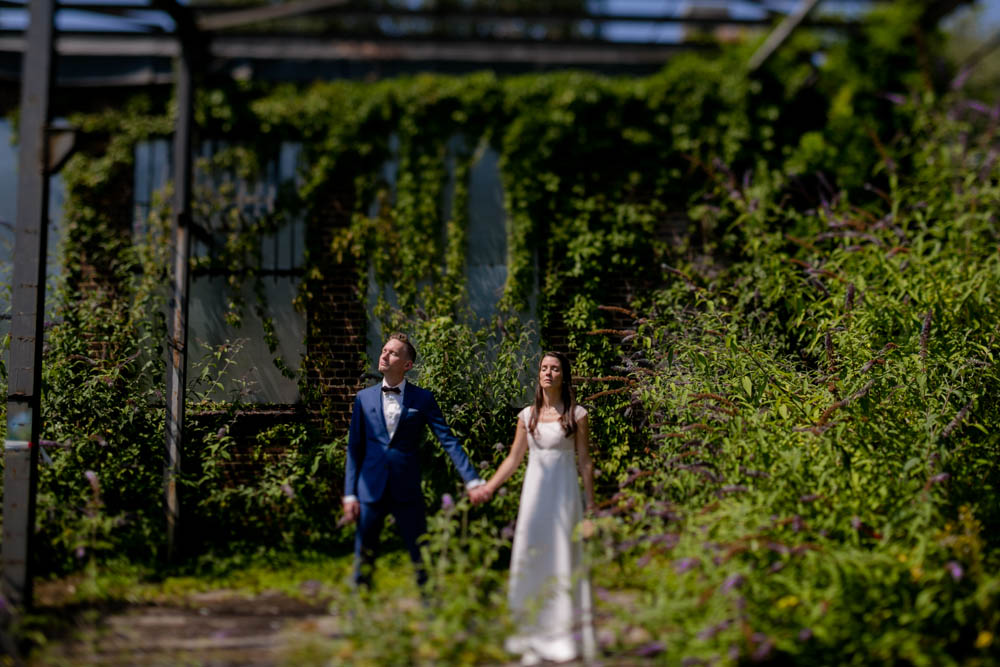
[673,557,699,574]
[493,442,504,452]
[883,92,907,105]
[697,618,732,640]
[799,493,820,503]
[479,460,489,470]
[441,493,454,510]
[950,67,972,91]
[75,546,86,559]
[769,561,785,573]
[798,628,813,642]
[720,573,745,593]
[498,487,507,497]
[928,473,950,485]
[718,485,749,495]
[280,483,294,499]
[682,658,707,667]
[634,641,666,657]
[946,561,963,582]
[502,524,515,541]
[217,427,227,438]
[752,637,774,661]
[965,100,991,115]
[850,516,862,530]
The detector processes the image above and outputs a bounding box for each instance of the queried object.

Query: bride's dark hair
[528,351,578,437]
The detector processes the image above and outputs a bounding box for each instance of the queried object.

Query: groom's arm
[424,391,483,490]
[343,394,365,522]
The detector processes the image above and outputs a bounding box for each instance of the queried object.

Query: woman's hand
[468,485,492,505]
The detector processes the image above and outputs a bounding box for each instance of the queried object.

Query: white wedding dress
[504,405,596,664]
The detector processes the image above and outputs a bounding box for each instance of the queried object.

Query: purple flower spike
[673,557,699,574]
[751,636,774,662]
[946,561,963,582]
[928,473,950,485]
[493,442,504,452]
[798,628,813,642]
[501,524,515,541]
[951,67,972,91]
[75,546,86,559]
[965,100,991,115]
[697,618,733,640]
[634,641,666,657]
[720,573,745,593]
[883,92,907,105]
[441,493,454,510]
[682,658,707,667]
[850,516,862,530]
[281,483,295,499]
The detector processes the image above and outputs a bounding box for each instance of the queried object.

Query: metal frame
[3,0,55,610]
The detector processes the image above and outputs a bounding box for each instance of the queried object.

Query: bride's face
[539,356,563,391]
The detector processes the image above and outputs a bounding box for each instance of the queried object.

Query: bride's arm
[484,417,529,496]
[575,414,596,511]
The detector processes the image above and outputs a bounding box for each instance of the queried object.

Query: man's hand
[468,485,492,505]
[342,499,360,524]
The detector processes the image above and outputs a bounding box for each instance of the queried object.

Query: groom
[342,332,488,589]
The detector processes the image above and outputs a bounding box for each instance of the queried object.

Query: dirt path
[27,590,343,666]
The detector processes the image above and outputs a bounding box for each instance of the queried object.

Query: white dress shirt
[382,378,405,439]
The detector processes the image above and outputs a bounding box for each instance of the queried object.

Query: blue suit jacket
[345,382,479,503]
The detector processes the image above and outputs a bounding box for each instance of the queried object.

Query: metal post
[3,0,55,608]
[747,0,821,72]
[164,44,193,562]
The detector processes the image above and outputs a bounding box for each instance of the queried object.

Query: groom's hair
[388,332,417,363]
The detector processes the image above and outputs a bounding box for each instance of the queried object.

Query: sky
[2,1,998,43]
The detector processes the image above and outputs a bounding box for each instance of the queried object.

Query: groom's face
[379,339,413,377]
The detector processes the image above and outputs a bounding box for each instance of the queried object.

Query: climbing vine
[0,1,946,569]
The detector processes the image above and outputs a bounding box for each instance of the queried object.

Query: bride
[481,351,597,664]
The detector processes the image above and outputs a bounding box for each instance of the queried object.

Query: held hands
[468,484,493,505]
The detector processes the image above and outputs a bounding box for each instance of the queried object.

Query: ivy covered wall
[0,2,945,566]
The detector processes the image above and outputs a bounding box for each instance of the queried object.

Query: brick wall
[302,188,368,433]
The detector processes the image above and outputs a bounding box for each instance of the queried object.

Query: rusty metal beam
[747,0,821,72]
[2,0,55,610]
[163,38,194,563]
[0,32,696,64]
